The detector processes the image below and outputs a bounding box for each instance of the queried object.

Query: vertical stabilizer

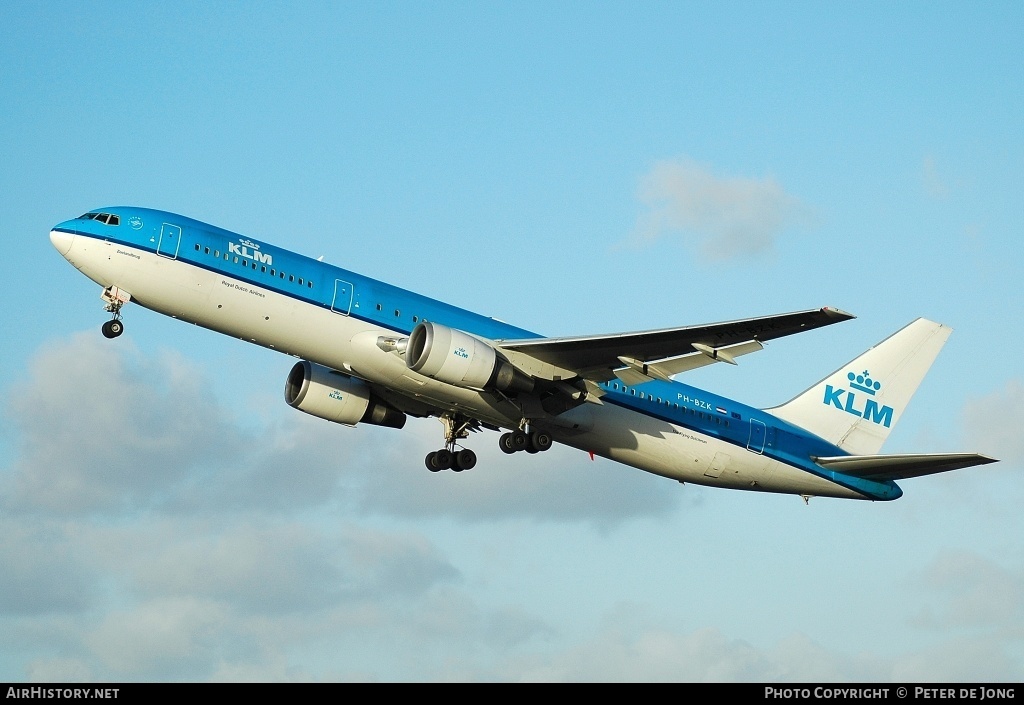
[767,319,951,455]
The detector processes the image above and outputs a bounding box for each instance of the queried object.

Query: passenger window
[204,247,210,254]
[261,266,266,273]
[298,278,303,285]
[289,275,294,282]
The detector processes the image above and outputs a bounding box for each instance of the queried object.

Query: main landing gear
[499,428,553,455]
[425,413,478,472]
[100,286,131,339]
[424,414,554,473]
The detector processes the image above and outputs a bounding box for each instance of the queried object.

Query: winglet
[821,306,855,320]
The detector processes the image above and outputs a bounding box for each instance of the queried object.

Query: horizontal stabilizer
[814,453,998,481]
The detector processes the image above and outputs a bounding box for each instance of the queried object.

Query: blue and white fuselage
[49,207,996,502]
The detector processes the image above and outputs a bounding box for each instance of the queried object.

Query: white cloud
[0,519,97,615]
[631,158,816,261]
[908,550,1024,632]
[84,597,232,679]
[0,335,685,680]
[1,334,244,515]
[4,337,1021,682]
[501,607,890,682]
[24,658,93,683]
[124,521,459,612]
[0,333,686,524]
[963,379,1024,465]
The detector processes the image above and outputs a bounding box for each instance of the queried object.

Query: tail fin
[767,318,951,455]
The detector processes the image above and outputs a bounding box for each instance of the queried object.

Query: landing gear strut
[100,286,130,339]
[425,413,478,472]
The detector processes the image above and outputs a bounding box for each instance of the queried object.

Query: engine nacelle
[406,321,534,393]
[284,361,406,429]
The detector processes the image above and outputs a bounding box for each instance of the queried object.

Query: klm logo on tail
[822,370,893,427]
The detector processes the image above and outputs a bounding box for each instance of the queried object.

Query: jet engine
[406,321,534,393]
[284,360,406,429]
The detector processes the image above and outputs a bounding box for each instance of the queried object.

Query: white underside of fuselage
[56,233,866,500]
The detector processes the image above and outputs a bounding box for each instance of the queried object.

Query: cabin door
[157,223,182,259]
[331,279,354,315]
[747,418,767,454]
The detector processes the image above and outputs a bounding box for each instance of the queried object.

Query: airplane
[49,207,997,502]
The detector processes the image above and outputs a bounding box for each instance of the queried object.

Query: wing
[498,306,854,382]
[814,453,999,481]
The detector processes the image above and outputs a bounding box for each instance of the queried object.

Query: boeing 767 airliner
[50,207,996,502]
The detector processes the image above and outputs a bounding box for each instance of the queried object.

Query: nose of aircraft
[49,224,75,256]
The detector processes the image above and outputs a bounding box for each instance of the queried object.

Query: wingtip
[821,306,856,321]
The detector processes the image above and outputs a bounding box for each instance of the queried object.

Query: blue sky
[2,1,1022,682]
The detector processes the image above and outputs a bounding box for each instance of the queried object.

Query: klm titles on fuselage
[823,370,894,427]
[228,239,272,266]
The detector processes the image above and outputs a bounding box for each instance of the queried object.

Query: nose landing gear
[100,286,131,339]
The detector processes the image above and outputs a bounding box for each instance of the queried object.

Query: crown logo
[848,370,881,395]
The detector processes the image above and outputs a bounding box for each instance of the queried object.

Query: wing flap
[814,453,999,481]
[614,340,765,385]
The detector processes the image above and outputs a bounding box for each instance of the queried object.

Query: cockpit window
[79,212,120,226]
